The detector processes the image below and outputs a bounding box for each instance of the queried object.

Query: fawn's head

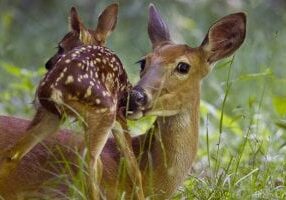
[128,4,246,118]
[45,4,118,70]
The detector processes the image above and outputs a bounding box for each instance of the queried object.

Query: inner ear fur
[94,3,118,45]
[201,12,246,63]
[69,7,84,34]
[148,3,171,49]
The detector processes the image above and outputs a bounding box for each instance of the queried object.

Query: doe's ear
[148,4,171,49]
[95,3,118,45]
[200,12,246,63]
[69,7,83,34]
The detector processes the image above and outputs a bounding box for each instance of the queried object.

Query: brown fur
[127,4,246,199]
[0,4,144,200]
[0,4,246,200]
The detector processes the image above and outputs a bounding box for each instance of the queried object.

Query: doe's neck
[138,84,201,198]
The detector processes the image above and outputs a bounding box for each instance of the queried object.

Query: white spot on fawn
[111,57,116,63]
[55,72,65,84]
[65,59,71,64]
[84,86,92,98]
[90,71,93,77]
[40,81,46,86]
[95,99,101,104]
[50,89,63,104]
[65,76,74,84]
[120,87,125,92]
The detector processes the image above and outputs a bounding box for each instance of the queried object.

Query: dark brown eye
[136,59,146,72]
[176,62,190,74]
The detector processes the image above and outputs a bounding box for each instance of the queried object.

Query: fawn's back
[38,45,129,116]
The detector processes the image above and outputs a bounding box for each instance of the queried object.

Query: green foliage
[273,96,286,116]
[0,61,45,116]
[0,0,286,199]
[128,116,156,135]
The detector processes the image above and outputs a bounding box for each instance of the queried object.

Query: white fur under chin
[145,109,180,117]
[127,110,143,120]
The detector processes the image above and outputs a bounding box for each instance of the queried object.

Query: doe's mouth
[127,107,180,120]
[126,110,144,120]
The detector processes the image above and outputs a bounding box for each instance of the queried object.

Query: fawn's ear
[200,12,246,63]
[94,3,118,45]
[69,7,84,34]
[148,4,171,49]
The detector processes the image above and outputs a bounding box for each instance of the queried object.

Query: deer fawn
[0,4,144,200]
[0,3,246,200]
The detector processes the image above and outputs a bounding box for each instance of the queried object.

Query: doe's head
[45,4,118,70]
[128,4,246,119]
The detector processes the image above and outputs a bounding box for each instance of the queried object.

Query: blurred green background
[0,0,286,199]
[0,0,286,117]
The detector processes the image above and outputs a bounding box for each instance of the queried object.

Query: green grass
[7,57,284,199]
[173,62,286,199]
[1,0,286,199]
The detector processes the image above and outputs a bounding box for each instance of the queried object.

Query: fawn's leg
[85,109,116,200]
[113,114,145,200]
[0,107,61,183]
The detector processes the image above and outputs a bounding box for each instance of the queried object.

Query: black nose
[128,86,148,112]
[45,59,53,70]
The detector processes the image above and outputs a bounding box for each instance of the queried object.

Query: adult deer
[127,4,246,198]
[0,4,144,200]
[0,3,246,200]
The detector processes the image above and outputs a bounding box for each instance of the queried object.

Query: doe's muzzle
[128,86,148,113]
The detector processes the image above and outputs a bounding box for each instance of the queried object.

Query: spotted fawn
[0,3,246,200]
[0,4,144,200]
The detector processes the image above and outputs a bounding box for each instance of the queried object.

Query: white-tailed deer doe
[126,4,246,198]
[0,4,144,200]
[0,3,246,200]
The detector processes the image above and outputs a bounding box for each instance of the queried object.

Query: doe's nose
[128,86,148,112]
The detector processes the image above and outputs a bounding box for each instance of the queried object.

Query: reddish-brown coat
[38,45,129,116]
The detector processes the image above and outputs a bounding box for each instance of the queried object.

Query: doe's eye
[176,62,190,74]
[136,59,146,72]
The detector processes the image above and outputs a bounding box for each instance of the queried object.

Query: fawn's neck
[142,86,200,198]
